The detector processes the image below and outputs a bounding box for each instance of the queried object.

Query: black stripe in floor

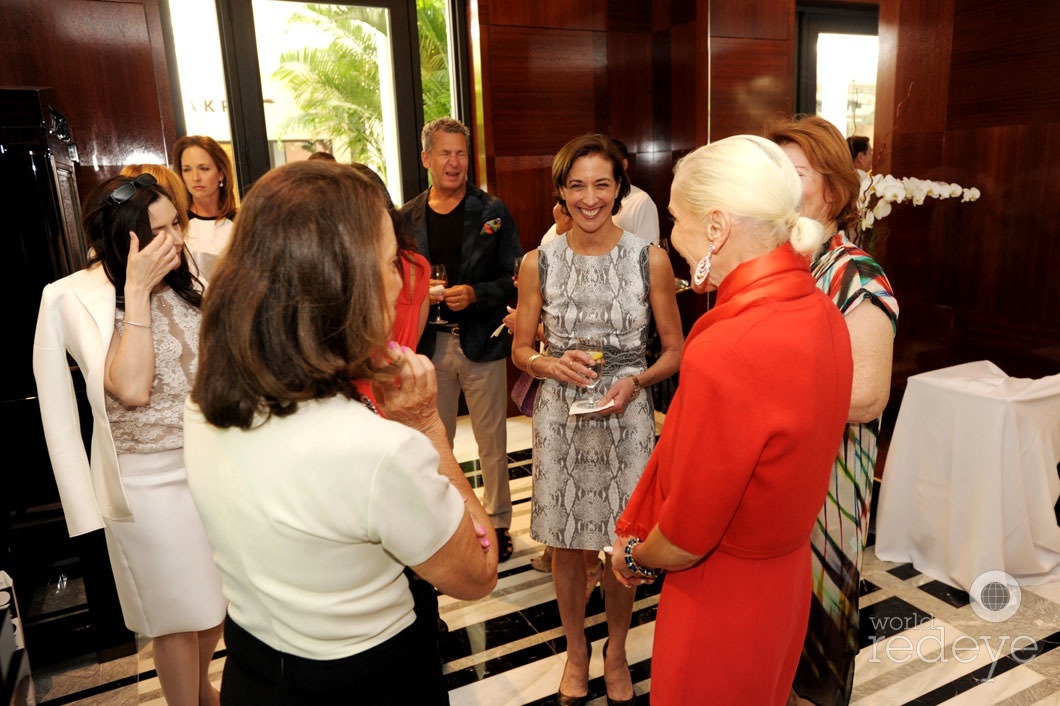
[36,649,228,706]
[497,561,540,581]
[520,656,653,705]
[36,672,143,706]
[443,600,660,691]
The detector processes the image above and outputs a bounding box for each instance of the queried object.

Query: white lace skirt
[102,449,226,637]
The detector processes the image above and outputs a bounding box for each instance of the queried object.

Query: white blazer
[33,265,132,537]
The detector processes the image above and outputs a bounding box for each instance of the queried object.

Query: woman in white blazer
[33,173,226,706]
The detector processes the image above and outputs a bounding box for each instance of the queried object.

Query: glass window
[251,1,401,199]
[169,0,230,142]
[416,0,456,126]
[817,33,879,142]
[165,0,465,202]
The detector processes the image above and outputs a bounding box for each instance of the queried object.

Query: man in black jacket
[400,117,521,562]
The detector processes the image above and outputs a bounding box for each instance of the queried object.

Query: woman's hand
[124,231,179,296]
[595,376,639,416]
[503,306,517,334]
[609,536,656,589]
[552,349,596,387]
[372,342,439,431]
[467,500,493,553]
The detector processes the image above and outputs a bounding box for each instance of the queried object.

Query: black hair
[82,175,204,309]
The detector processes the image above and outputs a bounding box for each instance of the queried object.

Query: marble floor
[27,414,1060,705]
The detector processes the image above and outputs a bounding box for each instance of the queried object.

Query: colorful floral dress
[793,232,899,706]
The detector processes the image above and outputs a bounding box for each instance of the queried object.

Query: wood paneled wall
[472,0,1060,394]
[708,0,794,141]
[468,0,797,329]
[0,0,176,202]
[875,0,1060,387]
[7,0,1054,406]
[471,0,667,256]
[469,0,799,255]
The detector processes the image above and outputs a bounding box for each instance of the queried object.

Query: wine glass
[513,255,524,286]
[576,335,604,407]
[429,264,448,324]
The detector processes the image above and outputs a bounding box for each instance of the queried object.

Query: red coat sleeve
[655,338,769,557]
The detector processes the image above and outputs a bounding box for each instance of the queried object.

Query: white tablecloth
[875,360,1060,591]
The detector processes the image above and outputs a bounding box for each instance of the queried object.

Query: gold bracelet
[121,319,152,329]
[527,353,547,380]
[629,375,643,399]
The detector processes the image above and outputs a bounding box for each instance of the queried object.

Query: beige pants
[432,331,511,528]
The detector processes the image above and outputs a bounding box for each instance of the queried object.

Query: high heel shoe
[557,692,588,706]
[603,639,635,706]
[556,639,592,706]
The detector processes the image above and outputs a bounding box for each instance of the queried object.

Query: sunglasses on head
[107,173,157,205]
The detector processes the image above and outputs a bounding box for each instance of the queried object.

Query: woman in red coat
[612,135,854,706]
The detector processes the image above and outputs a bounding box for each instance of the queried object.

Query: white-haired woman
[612,135,854,705]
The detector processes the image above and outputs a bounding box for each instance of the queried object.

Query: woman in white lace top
[33,174,226,706]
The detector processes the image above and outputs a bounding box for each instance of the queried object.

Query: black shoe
[496,527,514,563]
[603,639,636,706]
[557,639,592,706]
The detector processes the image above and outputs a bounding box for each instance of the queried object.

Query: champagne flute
[429,264,448,324]
[513,255,524,286]
[577,335,604,407]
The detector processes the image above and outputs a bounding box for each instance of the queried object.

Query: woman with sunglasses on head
[33,174,226,706]
[173,135,238,280]
[120,163,191,234]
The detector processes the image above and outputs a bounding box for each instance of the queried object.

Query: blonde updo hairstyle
[671,135,826,255]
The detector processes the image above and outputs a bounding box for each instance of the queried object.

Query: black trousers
[220,614,448,706]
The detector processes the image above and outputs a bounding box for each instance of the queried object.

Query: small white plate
[569,399,615,415]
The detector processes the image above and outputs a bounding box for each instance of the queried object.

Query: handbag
[510,370,539,416]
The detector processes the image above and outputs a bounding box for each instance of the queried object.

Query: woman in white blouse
[172,135,238,279]
[184,161,497,705]
[33,173,226,705]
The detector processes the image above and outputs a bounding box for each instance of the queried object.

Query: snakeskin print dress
[530,232,655,551]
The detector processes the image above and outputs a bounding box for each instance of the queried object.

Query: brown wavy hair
[552,134,631,217]
[763,115,861,235]
[193,161,394,429]
[172,135,239,218]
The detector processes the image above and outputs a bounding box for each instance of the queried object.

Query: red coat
[617,244,853,706]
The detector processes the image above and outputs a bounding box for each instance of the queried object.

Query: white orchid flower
[857,171,980,236]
